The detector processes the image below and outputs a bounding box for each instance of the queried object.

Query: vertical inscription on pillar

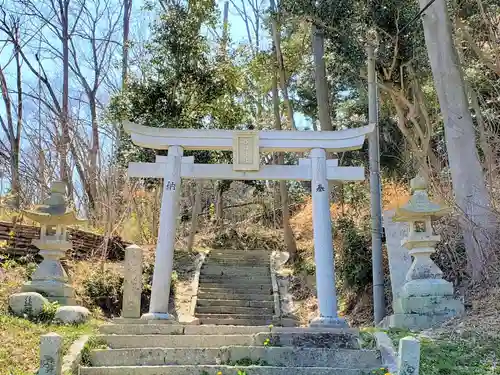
[316,184,326,192]
[233,131,260,171]
[165,181,176,191]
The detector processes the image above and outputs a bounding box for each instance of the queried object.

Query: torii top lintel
[123,121,375,152]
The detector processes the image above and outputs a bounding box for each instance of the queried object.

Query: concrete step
[199,275,271,284]
[253,331,360,349]
[198,317,273,326]
[200,266,270,277]
[202,264,270,271]
[207,256,270,262]
[197,291,273,301]
[206,257,270,264]
[80,366,377,375]
[98,334,254,349]
[196,313,274,322]
[208,259,270,267]
[90,346,381,368]
[99,324,271,336]
[200,281,271,288]
[209,249,271,257]
[99,324,185,335]
[199,285,272,293]
[196,299,274,308]
[196,305,273,315]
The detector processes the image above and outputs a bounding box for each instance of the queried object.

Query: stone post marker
[122,244,143,318]
[382,174,464,329]
[39,333,63,375]
[21,181,86,305]
[398,336,420,375]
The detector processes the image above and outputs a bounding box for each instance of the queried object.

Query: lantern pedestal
[22,238,76,305]
[17,182,85,307]
[380,174,464,330]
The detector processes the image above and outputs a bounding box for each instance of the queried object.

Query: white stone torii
[124,121,374,327]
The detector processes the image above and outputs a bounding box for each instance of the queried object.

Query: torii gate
[124,121,374,327]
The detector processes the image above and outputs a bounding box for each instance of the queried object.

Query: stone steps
[207,258,270,263]
[199,285,272,293]
[80,365,376,375]
[196,305,273,315]
[199,275,271,288]
[84,324,382,374]
[208,260,271,267]
[89,346,381,368]
[200,267,271,277]
[208,249,270,256]
[195,248,276,325]
[197,314,278,327]
[195,314,274,326]
[197,291,274,301]
[197,317,275,325]
[99,324,271,336]
[196,313,274,320]
[98,334,255,349]
[207,252,270,259]
[201,265,271,271]
[196,298,274,308]
[198,275,271,283]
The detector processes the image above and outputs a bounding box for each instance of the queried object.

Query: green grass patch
[0,314,101,375]
[81,336,108,366]
[384,329,500,375]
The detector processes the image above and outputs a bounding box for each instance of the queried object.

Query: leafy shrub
[336,216,372,295]
[80,262,178,318]
[81,268,124,317]
[81,336,108,366]
[25,262,37,279]
[36,301,60,323]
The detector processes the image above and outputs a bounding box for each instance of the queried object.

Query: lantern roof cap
[393,174,451,222]
[23,181,86,225]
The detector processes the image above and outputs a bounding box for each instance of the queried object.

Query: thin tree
[122,0,132,88]
[0,10,24,208]
[417,0,497,281]
[269,0,296,130]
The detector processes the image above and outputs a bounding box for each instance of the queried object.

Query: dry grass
[0,261,101,375]
[382,291,500,375]
[0,315,99,375]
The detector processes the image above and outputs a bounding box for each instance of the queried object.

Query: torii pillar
[309,148,346,327]
[141,145,183,320]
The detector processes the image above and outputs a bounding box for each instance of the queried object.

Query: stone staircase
[195,249,276,326]
[80,322,384,375]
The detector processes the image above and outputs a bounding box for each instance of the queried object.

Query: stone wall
[0,221,129,260]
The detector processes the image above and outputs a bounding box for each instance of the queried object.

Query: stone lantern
[21,182,86,305]
[385,174,464,329]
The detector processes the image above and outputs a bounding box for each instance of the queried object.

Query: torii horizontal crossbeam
[128,161,364,181]
[123,121,375,152]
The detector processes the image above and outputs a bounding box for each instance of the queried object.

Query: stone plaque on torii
[124,121,374,327]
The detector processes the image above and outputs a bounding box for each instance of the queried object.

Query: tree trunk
[122,0,132,88]
[417,0,497,282]
[271,46,297,260]
[60,0,71,195]
[311,25,333,132]
[269,0,296,130]
[89,93,99,214]
[311,24,336,192]
[187,181,202,251]
[13,33,22,208]
[215,184,223,224]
